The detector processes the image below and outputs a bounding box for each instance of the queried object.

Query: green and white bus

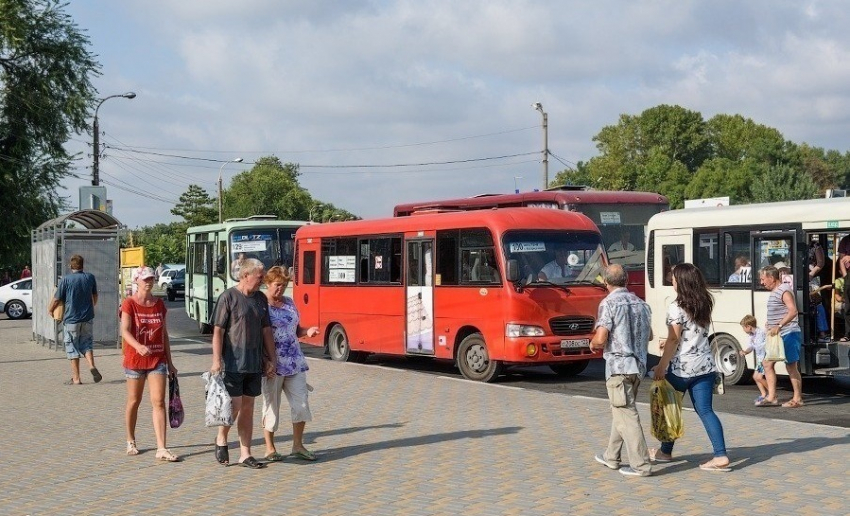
[185,216,307,333]
[644,197,850,384]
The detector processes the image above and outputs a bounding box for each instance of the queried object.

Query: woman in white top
[651,263,731,472]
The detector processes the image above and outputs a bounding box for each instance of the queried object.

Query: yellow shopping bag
[650,379,684,442]
[764,333,786,362]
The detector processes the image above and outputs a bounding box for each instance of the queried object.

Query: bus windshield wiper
[529,280,571,293]
[570,280,607,290]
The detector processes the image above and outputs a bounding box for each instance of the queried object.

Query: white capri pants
[261,371,312,433]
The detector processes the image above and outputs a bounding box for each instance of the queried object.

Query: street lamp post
[92,92,136,186]
[532,102,548,190]
[514,176,523,194]
[218,158,244,223]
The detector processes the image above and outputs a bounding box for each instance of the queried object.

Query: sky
[61,0,850,228]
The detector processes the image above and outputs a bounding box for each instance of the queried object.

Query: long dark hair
[672,263,713,328]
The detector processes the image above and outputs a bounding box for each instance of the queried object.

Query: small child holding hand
[739,315,768,404]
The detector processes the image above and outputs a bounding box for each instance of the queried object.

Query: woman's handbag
[202,372,233,427]
[764,333,787,362]
[650,379,684,442]
[168,375,184,429]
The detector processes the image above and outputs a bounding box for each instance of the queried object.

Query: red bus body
[294,208,609,381]
[393,187,668,299]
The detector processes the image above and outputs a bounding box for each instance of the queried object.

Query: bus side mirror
[216,256,225,275]
[506,259,519,282]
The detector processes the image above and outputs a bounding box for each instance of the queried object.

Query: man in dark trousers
[48,255,101,385]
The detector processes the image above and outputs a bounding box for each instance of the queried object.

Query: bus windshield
[230,228,295,279]
[576,203,666,270]
[503,230,606,286]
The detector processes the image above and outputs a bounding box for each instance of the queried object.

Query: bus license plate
[561,339,589,349]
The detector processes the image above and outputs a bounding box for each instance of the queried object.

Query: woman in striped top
[757,266,803,408]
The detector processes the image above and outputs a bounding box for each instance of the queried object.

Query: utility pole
[92,92,136,186]
[533,102,549,190]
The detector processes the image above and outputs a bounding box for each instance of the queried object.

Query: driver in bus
[538,245,575,281]
[607,230,635,253]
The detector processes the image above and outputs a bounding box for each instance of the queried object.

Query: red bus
[294,208,608,382]
[393,186,668,298]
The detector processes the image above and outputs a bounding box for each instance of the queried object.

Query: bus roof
[394,190,668,216]
[188,218,307,233]
[647,197,850,231]
[296,207,600,238]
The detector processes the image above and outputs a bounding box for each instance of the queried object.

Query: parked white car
[0,278,33,320]
[158,268,182,288]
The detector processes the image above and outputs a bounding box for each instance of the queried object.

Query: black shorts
[223,371,263,397]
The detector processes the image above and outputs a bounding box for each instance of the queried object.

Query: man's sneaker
[594,454,619,470]
[619,466,650,477]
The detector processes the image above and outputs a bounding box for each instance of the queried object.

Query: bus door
[750,230,799,374]
[405,239,435,355]
[296,237,321,332]
[212,234,228,312]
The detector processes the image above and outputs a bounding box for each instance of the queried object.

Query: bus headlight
[506,324,545,338]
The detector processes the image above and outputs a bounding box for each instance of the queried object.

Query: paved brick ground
[1,319,847,515]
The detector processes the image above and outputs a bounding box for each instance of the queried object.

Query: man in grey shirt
[211,258,276,469]
[589,264,653,477]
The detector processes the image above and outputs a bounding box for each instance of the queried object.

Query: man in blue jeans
[48,255,100,385]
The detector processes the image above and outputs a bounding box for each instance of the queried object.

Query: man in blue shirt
[48,255,100,385]
[590,264,653,477]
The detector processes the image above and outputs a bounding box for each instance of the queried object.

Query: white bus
[185,216,306,333]
[645,197,850,384]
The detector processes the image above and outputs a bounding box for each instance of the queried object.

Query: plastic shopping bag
[764,333,786,362]
[202,372,233,427]
[650,379,684,442]
[168,375,185,429]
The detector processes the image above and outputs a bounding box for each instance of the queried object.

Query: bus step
[812,366,850,377]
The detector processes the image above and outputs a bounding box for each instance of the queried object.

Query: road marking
[170,337,209,344]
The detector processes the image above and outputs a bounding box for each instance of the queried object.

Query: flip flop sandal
[781,399,804,408]
[64,379,82,385]
[127,441,139,456]
[90,368,102,383]
[291,449,317,461]
[265,452,286,462]
[237,456,266,469]
[699,462,732,472]
[215,444,229,465]
[754,398,779,407]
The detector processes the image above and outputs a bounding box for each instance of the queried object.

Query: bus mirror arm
[506,259,520,283]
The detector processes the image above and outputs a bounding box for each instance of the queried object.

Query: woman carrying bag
[121,267,180,462]
[651,263,731,472]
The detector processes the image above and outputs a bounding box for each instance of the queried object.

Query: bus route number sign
[509,242,546,253]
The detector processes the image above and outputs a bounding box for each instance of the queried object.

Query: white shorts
[261,371,312,432]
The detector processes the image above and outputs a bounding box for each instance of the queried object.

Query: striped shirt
[766,283,800,336]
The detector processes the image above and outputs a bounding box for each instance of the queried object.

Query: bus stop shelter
[31,210,121,350]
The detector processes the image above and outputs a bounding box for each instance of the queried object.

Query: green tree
[686,157,763,205]
[0,0,100,267]
[224,157,357,221]
[750,164,819,203]
[171,184,217,226]
[121,222,187,265]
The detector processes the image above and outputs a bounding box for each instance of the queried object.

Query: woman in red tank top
[121,266,179,461]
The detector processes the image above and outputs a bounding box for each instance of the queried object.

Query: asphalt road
[161,295,850,428]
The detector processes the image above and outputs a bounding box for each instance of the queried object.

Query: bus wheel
[328,324,355,362]
[549,360,589,377]
[712,334,748,385]
[457,333,502,382]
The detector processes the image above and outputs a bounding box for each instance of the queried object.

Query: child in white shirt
[739,315,768,404]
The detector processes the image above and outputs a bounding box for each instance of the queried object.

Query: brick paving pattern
[0,319,846,515]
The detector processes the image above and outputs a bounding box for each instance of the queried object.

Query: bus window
[359,237,402,284]
[321,237,357,284]
[503,230,605,286]
[723,232,751,284]
[696,232,720,285]
[436,230,459,285]
[662,244,685,286]
[302,250,316,284]
[755,237,794,288]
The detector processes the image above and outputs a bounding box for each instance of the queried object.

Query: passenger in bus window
[231,252,247,278]
[727,256,751,283]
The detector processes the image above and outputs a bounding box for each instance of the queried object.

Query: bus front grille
[549,316,595,336]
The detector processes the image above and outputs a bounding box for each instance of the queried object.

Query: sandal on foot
[781,399,804,408]
[699,461,732,472]
[127,441,139,456]
[237,456,266,469]
[649,448,672,463]
[215,444,229,465]
[265,452,286,462]
[90,367,102,383]
[754,398,779,407]
[291,449,317,461]
[64,379,82,385]
[155,448,181,462]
